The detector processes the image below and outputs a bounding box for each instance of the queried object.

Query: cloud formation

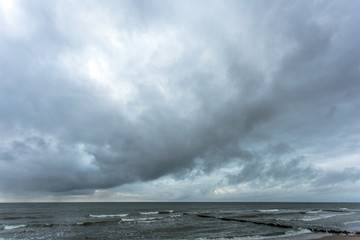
[0,0,359,201]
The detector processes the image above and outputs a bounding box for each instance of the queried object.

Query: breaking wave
[299,212,354,222]
[306,210,323,214]
[138,217,157,221]
[345,220,360,225]
[2,224,27,230]
[258,209,279,213]
[120,217,159,223]
[120,218,136,222]
[140,211,158,215]
[89,214,128,218]
[140,210,174,215]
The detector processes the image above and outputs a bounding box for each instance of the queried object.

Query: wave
[195,228,312,240]
[138,217,157,221]
[282,228,312,237]
[275,218,292,221]
[345,220,360,225]
[299,212,354,222]
[299,214,338,222]
[140,210,174,215]
[306,210,323,214]
[43,223,55,227]
[138,217,158,224]
[119,215,182,224]
[159,210,174,214]
[0,215,39,220]
[239,210,309,219]
[119,214,178,224]
[120,217,158,223]
[258,209,279,213]
[75,218,120,226]
[30,223,56,228]
[3,224,27,230]
[140,211,158,215]
[89,214,128,218]
[324,209,349,213]
[120,218,136,222]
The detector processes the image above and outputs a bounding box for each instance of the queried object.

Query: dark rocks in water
[77,220,118,226]
[196,214,216,219]
[308,228,360,235]
[218,217,293,229]
[158,211,172,214]
[263,222,293,229]
[81,222,95,226]
[194,214,360,235]
[323,209,348,213]
[196,214,292,229]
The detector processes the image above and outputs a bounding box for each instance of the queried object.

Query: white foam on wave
[140,211,158,215]
[4,224,27,230]
[258,209,279,213]
[300,214,337,222]
[140,210,174,215]
[299,212,353,222]
[89,214,128,218]
[120,218,135,222]
[139,217,157,221]
[119,217,159,224]
[283,228,312,237]
[345,220,360,225]
[276,217,292,221]
[306,210,323,214]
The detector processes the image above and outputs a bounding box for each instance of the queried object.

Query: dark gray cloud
[317,168,360,186]
[0,0,359,201]
[227,143,317,186]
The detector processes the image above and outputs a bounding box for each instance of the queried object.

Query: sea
[0,202,360,240]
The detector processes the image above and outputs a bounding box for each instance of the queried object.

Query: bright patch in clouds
[0,0,35,38]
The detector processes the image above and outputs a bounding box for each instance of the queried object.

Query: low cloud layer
[0,0,360,201]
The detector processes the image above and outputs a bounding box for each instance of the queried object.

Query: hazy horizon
[0,0,359,202]
[1,201,360,203]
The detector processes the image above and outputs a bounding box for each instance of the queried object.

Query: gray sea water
[0,202,359,240]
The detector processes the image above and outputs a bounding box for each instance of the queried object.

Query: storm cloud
[0,0,359,201]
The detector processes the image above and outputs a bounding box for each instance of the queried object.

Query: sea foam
[4,224,27,230]
[89,214,128,218]
[299,212,353,222]
[140,210,174,215]
[258,209,279,213]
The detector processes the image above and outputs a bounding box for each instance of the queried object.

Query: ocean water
[0,202,359,239]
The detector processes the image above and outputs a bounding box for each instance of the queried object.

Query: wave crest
[89,214,128,218]
[3,224,27,230]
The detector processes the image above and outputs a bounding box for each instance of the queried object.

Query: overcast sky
[0,0,359,202]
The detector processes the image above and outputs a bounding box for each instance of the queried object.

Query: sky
[0,0,359,202]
